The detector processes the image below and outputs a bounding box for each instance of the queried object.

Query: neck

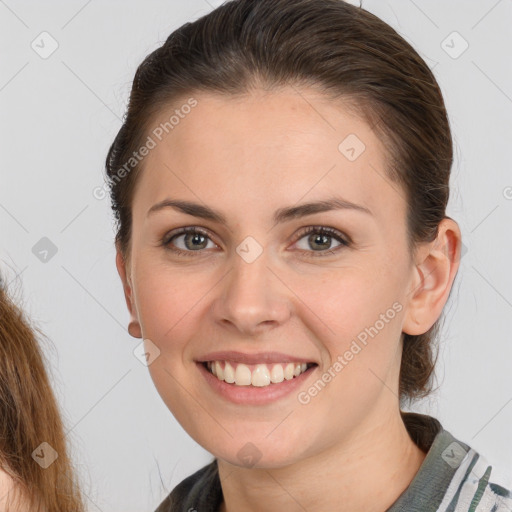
[217,407,427,512]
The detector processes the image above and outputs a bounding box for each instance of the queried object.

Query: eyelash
[161,226,350,259]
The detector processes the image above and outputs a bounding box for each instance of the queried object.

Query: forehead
[132,87,405,227]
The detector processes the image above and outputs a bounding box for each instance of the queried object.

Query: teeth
[251,364,271,387]
[205,361,312,387]
[235,363,252,385]
[224,361,235,383]
[270,364,284,383]
[214,361,222,379]
[284,363,296,380]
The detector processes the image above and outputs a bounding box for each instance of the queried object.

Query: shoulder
[398,412,511,511]
[0,467,17,501]
[0,468,31,512]
[458,457,512,511]
[437,439,512,511]
[154,458,222,512]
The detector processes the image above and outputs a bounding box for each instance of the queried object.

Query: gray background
[1,0,511,510]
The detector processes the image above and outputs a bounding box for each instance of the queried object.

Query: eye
[292,226,350,258]
[161,225,350,258]
[162,227,218,257]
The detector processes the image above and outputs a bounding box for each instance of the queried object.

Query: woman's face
[118,86,428,467]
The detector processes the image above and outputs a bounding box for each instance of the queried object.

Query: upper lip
[196,351,318,365]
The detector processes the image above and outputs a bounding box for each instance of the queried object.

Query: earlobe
[128,320,142,338]
[115,248,142,339]
[402,218,462,336]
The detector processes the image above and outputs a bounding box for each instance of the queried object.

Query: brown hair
[0,274,86,511]
[105,0,453,405]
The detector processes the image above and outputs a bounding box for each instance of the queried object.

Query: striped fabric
[388,413,511,511]
[434,449,512,512]
[155,412,511,512]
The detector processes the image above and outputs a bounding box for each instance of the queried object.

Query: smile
[203,360,317,387]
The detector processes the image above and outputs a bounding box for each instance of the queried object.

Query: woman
[105,0,512,510]
[0,274,85,511]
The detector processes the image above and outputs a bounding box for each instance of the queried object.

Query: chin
[214,443,303,470]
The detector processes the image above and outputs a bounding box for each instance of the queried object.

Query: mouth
[200,360,318,388]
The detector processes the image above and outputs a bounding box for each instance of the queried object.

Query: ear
[115,246,142,339]
[402,218,462,335]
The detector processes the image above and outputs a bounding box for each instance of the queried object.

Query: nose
[212,249,292,336]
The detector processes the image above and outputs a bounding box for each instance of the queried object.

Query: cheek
[291,268,404,371]
[296,264,401,328]
[134,265,204,352]
[134,267,206,408]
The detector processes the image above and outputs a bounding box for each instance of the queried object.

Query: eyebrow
[146,196,373,224]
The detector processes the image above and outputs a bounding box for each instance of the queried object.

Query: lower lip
[196,362,318,405]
